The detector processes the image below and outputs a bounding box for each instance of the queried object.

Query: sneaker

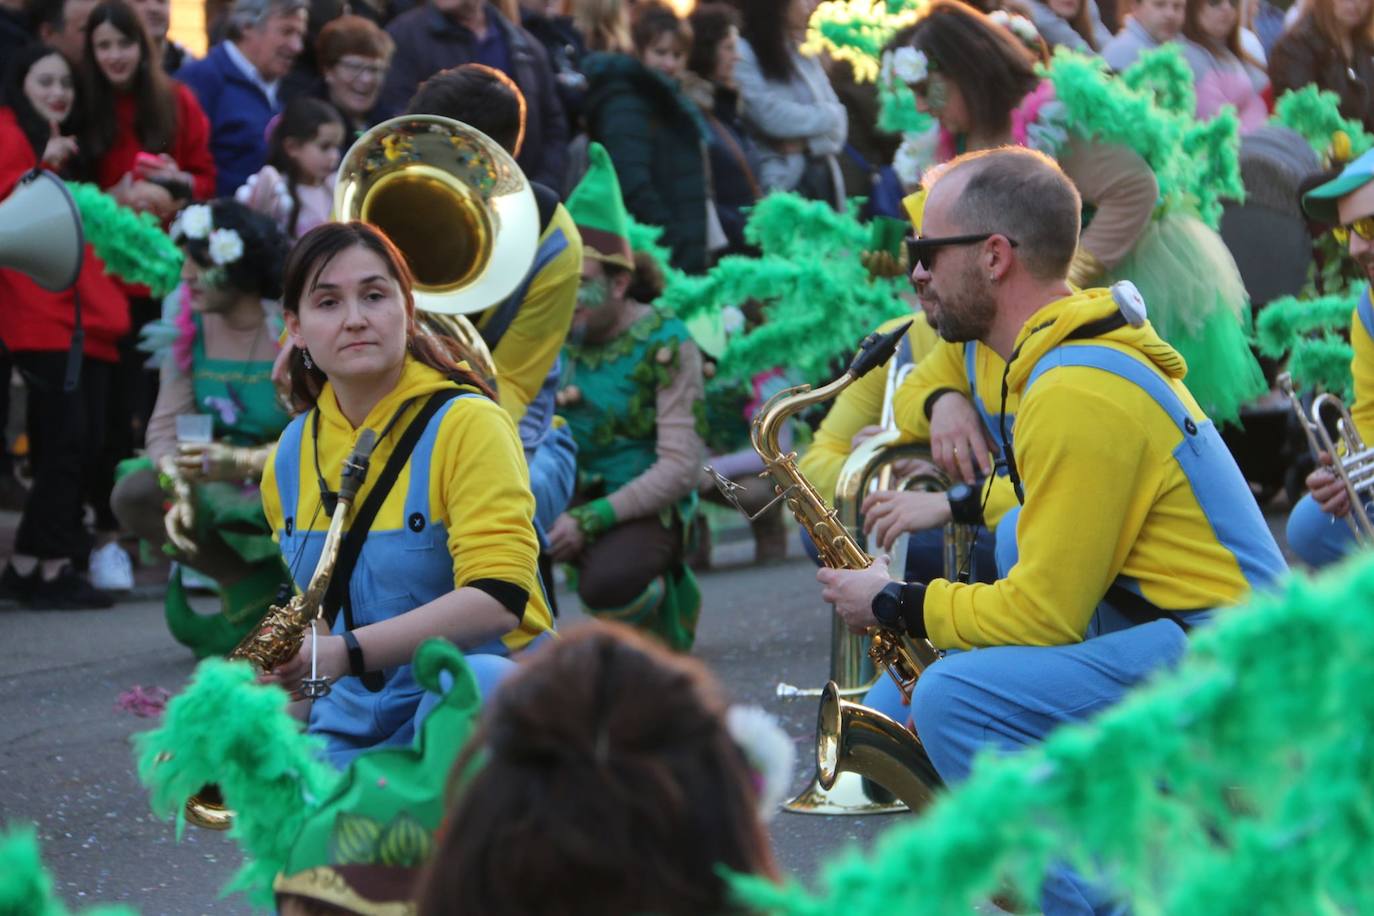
[28,566,114,610]
[89,542,134,592]
[0,563,37,602]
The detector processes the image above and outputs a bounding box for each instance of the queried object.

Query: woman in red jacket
[80,0,215,216]
[78,0,216,592]
[0,44,131,609]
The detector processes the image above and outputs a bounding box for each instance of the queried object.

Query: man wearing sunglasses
[1286,148,1374,568]
[817,145,1286,915]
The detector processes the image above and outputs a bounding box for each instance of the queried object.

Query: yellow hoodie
[922,289,1286,650]
[798,313,940,501]
[262,358,553,651]
[892,337,1019,527]
[1352,291,1374,443]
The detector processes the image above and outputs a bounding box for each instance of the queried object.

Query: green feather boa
[0,825,137,916]
[66,182,183,296]
[1272,85,1374,160]
[728,553,1374,913]
[134,658,341,907]
[1255,285,1366,399]
[1043,47,1244,229]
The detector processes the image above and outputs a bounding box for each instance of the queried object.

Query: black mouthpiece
[338,429,378,503]
[847,320,913,379]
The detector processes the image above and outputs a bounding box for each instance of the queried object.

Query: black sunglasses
[905,232,1019,272]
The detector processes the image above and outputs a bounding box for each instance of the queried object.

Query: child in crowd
[235,97,343,241]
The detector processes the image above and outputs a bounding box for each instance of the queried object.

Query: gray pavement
[0,527,900,915]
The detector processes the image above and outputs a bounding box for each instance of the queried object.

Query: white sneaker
[89,542,134,592]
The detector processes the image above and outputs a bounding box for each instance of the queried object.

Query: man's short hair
[34,0,72,32]
[926,146,1082,280]
[406,64,526,156]
[226,0,308,41]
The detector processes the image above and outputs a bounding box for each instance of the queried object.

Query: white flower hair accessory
[726,705,796,820]
[721,304,746,336]
[880,46,929,87]
[171,203,212,241]
[208,228,245,267]
[988,10,1042,48]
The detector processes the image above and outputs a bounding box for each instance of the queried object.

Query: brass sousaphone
[334,116,542,383]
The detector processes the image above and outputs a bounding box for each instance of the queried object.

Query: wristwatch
[871,581,928,638]
[871,581,906,629]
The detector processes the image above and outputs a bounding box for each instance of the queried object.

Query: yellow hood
[315,357,463,436]
[1005,288,1187,394]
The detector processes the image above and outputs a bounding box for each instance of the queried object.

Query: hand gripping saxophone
[707,325,943,813]
[180,429,380,830]
[709,322,938,696]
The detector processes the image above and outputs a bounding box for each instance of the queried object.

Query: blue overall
[273,396,517,769]
[1285,290,1374,568]
[910,344,1287,916]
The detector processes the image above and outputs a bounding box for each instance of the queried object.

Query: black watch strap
[342,630,366,676]
[898,582,928,640]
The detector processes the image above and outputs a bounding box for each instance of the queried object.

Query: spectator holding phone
[80,0,215,218]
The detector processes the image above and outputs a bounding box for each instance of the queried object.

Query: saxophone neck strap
[321,387,464,690]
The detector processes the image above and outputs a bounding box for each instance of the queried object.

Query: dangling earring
[302,348,313,370]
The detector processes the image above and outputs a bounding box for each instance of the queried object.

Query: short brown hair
[927,146,1083,280]
[630,0,691,54]
[413,622,780,915]
[315,14,393,70]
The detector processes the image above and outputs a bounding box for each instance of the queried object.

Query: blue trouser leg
[1286,492,1359,568]
[527,423,578,532]
[910,620,1189,915]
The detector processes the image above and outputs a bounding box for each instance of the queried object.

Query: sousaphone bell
[334,116,541,383]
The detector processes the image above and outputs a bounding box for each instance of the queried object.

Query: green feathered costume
[135,638,481,913]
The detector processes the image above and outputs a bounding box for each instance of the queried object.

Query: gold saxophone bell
[710,324,946,816]
[1280,372,1374,542]
[817,681,941,813]
[334,116,541,385]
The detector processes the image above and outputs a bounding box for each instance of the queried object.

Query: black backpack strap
[322,388,464,691]
[1103,583,1196,634]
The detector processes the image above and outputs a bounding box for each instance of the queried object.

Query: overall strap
[273,412,310,538]
[1023,343,1286,624]
[966,341,1010,470]
[1357,287,1374,341]
[479,226,571,350]
[322,388,466,692]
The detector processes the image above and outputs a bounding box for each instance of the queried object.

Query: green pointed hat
[566,142,634,270]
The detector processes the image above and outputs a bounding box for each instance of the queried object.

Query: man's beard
[1359,255,1374,285]
[925,274,996,343]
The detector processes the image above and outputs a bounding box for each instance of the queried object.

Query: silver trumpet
[1279,372,1374,542]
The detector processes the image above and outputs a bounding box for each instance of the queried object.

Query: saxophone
[181,428,379,830]
[707,322,937,699]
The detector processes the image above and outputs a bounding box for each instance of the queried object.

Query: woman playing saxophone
[259,221,553,768]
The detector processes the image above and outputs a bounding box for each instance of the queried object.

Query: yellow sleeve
[799,315,938,501]
[1351,303,1374,444]
[433,397,543,601]
[485,204,583,422]
[923,373,1164,649]
[892,337,970,443]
